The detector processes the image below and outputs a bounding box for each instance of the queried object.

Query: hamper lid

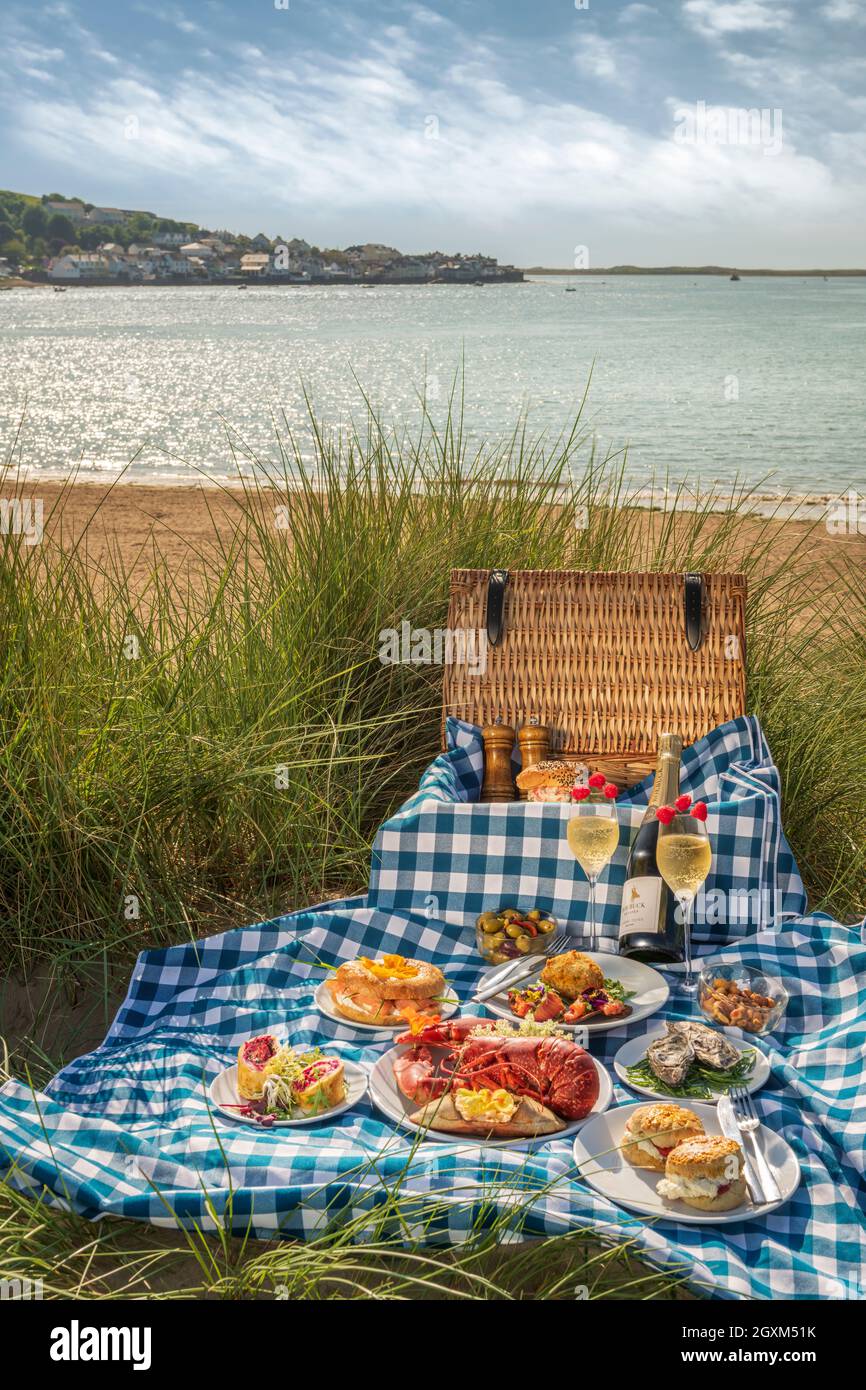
[441,568,746,755]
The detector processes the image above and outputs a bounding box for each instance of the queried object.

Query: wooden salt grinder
[481,724,516,802]
[517,723,551,800]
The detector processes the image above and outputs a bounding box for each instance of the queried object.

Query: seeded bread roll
[622,1103,705,1171]
[516,759,582,789]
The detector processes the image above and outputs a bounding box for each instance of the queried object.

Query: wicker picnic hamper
[441,569,747,786]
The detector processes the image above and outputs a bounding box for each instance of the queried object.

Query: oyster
[647,1031,695,1086]
[667,1020,740,1071]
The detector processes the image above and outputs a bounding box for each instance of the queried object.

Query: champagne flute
[656,810,711,993]
[567,797,620,946]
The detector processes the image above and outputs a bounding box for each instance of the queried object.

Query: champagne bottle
[618,732,684,963]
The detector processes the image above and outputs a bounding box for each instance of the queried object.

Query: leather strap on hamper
[486,569,509,647]
[683,572,706,652]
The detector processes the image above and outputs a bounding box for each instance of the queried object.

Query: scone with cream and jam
[656,1135,748,1211]
[621,1103,705,1172]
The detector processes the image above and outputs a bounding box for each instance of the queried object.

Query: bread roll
[622,1103,705,1171]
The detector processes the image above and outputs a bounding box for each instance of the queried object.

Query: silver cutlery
[729,1084,782,1203]
[716,1093,764,1203]
[472,930,568,1004]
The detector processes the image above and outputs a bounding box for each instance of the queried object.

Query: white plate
[369,1041,612,1148]
[480,952,669,1035]
[314,979,459,1033]
[208,1058,368,1127]
[573,1100,799,1223]
[613,1026,770,1103]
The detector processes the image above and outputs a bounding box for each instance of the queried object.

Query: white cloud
[821,0,866,19]
[683,0,792,36]
[12,35,850,234]
[573,33,623,83]
[619,3,660,19]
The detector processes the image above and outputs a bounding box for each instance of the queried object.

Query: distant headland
[524,266,866,277]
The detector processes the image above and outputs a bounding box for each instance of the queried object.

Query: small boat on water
[53,285,67,292]
[730,273,741,281]
[565,287,576,292]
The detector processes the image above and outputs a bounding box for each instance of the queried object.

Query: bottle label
[619,876,663,938]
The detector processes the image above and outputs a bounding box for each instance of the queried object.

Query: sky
[1,0,865,266]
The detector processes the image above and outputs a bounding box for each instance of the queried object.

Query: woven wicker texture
[442,569,746,779]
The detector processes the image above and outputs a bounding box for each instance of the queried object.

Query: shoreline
[5,468,854,521]
[5,273,525,290]
[19,478,865,596]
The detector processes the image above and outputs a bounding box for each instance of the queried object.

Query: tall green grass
[0,395,864,980]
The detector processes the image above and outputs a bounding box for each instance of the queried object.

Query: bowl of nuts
[475,907,558,965]
[698,964,789,1035]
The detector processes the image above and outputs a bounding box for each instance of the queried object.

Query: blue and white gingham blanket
[0,717,863,1300]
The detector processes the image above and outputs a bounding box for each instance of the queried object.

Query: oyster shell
[667,1020,740,1071]
[647,1031,695,1085]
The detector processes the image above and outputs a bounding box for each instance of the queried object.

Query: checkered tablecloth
[0,718,863,1300]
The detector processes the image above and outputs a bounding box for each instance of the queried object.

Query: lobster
[392,1018,599,1121]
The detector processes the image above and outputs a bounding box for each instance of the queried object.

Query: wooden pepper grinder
[481,723,516,802]
[517,723,551,800]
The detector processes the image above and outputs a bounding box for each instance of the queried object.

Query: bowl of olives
[474,907,558,965]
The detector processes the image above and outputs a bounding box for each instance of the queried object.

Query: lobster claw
[394,1016,489,1047]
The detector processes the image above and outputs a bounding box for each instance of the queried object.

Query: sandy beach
[30,478,866,595]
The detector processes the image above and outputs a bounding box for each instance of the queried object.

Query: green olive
[515,934,532,952]
[500,908,521,922]
[477,912,501,931]
[488,932,506,947]
[505,924,523,939]
[538,919,556,933]
[527,909,542,922]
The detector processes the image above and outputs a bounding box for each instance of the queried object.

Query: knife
[717,1094,764,1204]
[472,956,541,1004]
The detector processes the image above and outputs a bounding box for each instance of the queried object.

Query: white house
[240,252,270,276]
[49,255,82,280]
[44,199,87,224]
[180,241,215,260]
[86,207,126,224]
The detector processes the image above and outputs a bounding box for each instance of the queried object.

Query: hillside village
[0,192,521,286]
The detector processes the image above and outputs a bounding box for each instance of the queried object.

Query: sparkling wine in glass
[656,810,711,993]
[567,802,620,945]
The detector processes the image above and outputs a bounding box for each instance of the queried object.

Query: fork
[472,930,569,1003]
[730,1085,781,1202]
